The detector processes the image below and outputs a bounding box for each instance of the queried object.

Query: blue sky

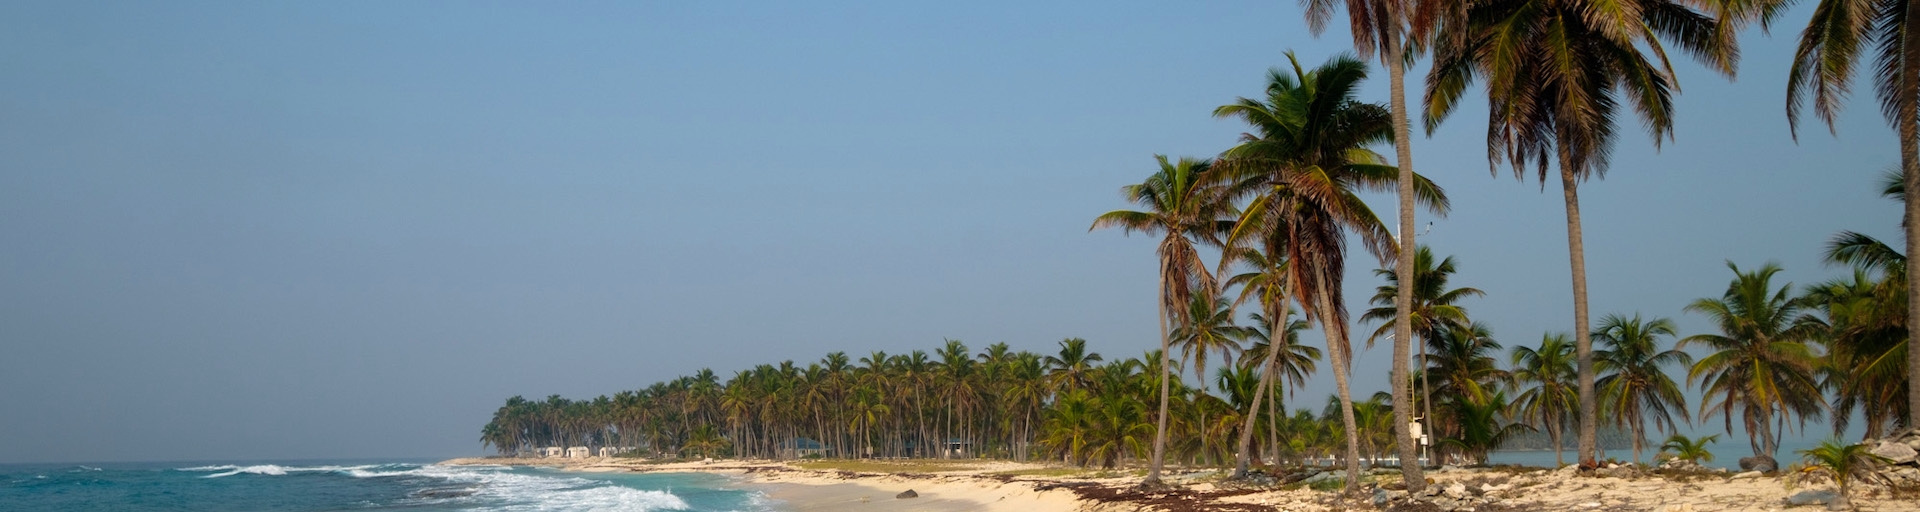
[0,1,1896,463]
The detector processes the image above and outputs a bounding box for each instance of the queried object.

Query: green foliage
[1791,439,1893,509]
[1658,434,1719,464]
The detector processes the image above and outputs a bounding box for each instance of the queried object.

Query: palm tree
[1362,245,1483,347]
[1792,440,1894,510]
[1301,0,1457,490]
[1045,338,1104,395]
[1360,244,1484,461]
[1813,171,1910,436]
[1091,155,1234,487]
[1592,313,1693,464]
[1659,433,1719,465]
[1426,0,1734,467]
[1243,310,1321,465]
[1170,291,1254,389]
[1720,0,1920,429]
[1214,51,1449,492]
[1220,226,1301,478]
[1681,262,1826,462]
[1511,333,1580,466]
[1441,389,1532,465]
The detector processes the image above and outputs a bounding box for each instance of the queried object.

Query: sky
[0,1,1898,464]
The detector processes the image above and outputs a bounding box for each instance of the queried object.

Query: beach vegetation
[1790,439,1893,510]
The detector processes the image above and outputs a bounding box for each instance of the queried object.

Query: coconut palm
[1592,313,1693,464]
[1791,440,1893,510]
[1427,0,1734,467]
[1511,333,1580,466]
[1091,155,1235,486]
[1681,262,1827,462]
[1214,51,1449,492]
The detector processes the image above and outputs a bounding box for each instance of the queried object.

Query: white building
[567,446,591,458]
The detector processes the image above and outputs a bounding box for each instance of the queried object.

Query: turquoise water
[0,461,771,511]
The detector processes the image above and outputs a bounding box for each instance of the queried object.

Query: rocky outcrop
[895,489,918,499]
[1862,428,1920,488]
[1738,455,1778,473]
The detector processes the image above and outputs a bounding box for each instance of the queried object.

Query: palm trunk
[1145,273,1173,487]
[1902,4,1920,434]
[1385,32,1427,492]
[1232,295,1288,478]
[1550,420,1564,466]
[1560,159,1597,468]
[1319,293,1363,495]
[1269,380,1281,464]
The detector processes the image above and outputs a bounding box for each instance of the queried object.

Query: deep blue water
[0,460,770,512]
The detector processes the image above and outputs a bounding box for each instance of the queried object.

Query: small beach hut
[778,438,827,459]
[566,447,590,458]
[943,438,970,457]
[540,446,564,458]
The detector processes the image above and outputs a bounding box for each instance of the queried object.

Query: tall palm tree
[1426,0,1734,467]
[1091,155,1234,487]
[1592,313,1693,464]
[1214,51,1449,492]
[1302,0,1458,489]
[1681,262,1826,462]
[1511,333,1580,466]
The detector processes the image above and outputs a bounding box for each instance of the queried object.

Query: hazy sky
[0,1,1897,464]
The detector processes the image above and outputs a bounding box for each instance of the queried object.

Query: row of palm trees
[480,337,1338,466]
[1098,0,1918,494]
[477,227,1902,483]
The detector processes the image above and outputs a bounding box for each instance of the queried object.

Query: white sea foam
[392,465,689,511]
[194,464,399,478]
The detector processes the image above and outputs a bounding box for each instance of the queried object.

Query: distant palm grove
[485,0,1918,494]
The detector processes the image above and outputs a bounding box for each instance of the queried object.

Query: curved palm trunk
[1385,33,1427,492]
[1319,293,1364,495]
[1146,273,1173,487]
[1903,5,1920,434]
[1232,295,1288,478]
[1560,161,1598,468]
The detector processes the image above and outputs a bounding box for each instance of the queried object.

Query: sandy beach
[437,456,1920,511]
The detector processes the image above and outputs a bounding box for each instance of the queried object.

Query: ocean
[0,460,770,512]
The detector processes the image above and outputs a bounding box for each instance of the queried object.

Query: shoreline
[437,456,1920,511]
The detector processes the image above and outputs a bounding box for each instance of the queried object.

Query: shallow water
[0,460,772,512]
